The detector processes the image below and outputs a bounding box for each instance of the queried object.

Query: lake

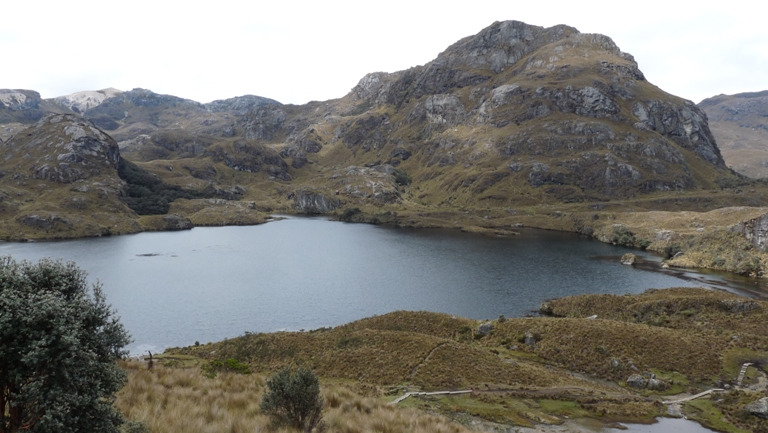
[0,216,762,355]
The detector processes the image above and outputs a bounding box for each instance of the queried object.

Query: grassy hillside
[142,288,768,432]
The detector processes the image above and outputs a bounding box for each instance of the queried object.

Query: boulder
[477,322,494,336]
[626,374,647,389]
[161,214,193,231]
[745,397,768,419]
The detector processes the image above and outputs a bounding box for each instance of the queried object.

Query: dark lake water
[0,216,762,355]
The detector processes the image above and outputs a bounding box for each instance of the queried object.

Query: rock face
[732,213,768,251]
[0,114,120,183]
[699,91,768,178]
[293,191,339,214]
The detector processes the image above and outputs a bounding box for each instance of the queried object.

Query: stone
[524,332,538,346]
[745,397,768,419]
[626,374,647,388]
[621,253,636,265]
[477,322,493,336]
[647,378,668,391]
[610,358,622,369]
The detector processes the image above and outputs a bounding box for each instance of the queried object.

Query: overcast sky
[3,1,765,105]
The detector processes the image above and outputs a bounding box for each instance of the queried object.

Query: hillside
[157,288,768,432]
[699,91,768,178]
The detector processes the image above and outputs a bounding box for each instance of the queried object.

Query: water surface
[0,216,759,354]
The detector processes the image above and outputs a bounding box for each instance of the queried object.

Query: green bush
[260,367,324,432]
[201,358,252,378]
[0,257,131,433]
[393,169,412,186]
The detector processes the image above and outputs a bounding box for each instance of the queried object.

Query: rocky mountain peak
[52,88,123,114]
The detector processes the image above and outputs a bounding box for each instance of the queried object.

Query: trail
[409,342,448,379]
[662,388,724,405]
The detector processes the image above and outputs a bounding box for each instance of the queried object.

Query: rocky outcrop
[203,140,291,181]
[160,214,193,231]
[632,100,724,167]
[329,165,402,204]
[626,372,668,390]
[0,114,121,183]
[293,190,339,214]
[204,95,280,114]
[732,213,768,251]
[242,106,287,141]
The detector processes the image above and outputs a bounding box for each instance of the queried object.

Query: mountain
[0,20,748,241]
[699,91,768,178]
[225,20,733,208]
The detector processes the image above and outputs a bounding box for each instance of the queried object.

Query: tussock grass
[116,361,470,433]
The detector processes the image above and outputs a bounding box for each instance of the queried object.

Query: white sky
[2,1,766,105]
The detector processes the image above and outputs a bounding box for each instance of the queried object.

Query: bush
[393,169,412,186]
[201,358,252,378]
[0,257,131,433]
[260,367,324,432]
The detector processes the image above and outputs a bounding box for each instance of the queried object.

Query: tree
[260,367,324,432]
[0,257,131,433]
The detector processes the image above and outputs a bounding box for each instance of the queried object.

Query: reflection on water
[0,216,763,354]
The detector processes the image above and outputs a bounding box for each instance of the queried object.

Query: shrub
[201,358,252,378]
[393,169,412,186]
[260,367,324,432]
[0,257,131,433]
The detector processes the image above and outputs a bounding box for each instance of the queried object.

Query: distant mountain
[699,91,768,178]
[0,89,71,125]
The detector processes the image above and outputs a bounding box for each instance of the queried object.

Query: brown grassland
[112,288,768,432]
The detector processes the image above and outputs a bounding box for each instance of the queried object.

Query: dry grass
[116,361,471,433]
